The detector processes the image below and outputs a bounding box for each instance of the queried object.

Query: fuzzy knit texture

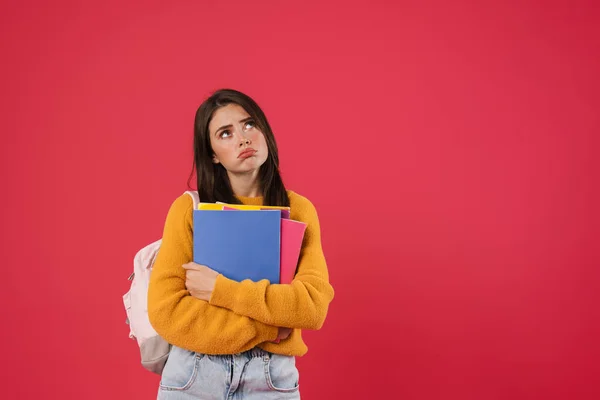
[147,190,334,357]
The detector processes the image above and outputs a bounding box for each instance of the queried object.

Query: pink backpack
[122,190,199,374]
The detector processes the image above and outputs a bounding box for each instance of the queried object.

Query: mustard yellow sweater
[148,190,334,356]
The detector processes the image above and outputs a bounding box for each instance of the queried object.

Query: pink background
[1,0,598,398]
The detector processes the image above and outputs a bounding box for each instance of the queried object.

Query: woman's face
[208,103,269,175]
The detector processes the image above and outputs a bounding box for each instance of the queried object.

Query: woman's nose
[239,137,251,146]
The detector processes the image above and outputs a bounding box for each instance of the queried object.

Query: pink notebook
[280,219,307,284]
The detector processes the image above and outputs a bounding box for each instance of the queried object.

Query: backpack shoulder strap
[184,190,200,210]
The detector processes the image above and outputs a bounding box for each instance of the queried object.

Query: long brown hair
[188,88,290,207]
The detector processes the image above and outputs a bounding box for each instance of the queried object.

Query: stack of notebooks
[192,202,306,284]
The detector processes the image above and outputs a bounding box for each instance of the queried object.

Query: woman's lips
[238,149,257,159]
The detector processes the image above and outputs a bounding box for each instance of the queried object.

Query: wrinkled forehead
[208,103,251,133]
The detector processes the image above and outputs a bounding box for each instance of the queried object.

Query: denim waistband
[239,347,269,359]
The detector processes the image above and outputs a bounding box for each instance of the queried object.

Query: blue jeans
[157,345,301,399]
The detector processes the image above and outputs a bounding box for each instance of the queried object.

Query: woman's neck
[227,170,262,198]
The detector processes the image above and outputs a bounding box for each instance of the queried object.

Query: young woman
[148,88,335,399]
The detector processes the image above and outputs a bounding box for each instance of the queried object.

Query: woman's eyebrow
[215,117,253,135]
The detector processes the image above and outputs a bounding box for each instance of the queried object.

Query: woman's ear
[212,154,220,164]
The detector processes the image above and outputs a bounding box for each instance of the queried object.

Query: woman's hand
[275,327,293,343]
[183,262,219,301]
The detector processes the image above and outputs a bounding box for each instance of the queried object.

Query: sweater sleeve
[147,194,279,354]
[208,195,335,330]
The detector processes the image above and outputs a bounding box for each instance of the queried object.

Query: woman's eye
[244,121,255,130]
[220,130,231,138]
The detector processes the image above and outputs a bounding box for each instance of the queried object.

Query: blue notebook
[193,209,281,283]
